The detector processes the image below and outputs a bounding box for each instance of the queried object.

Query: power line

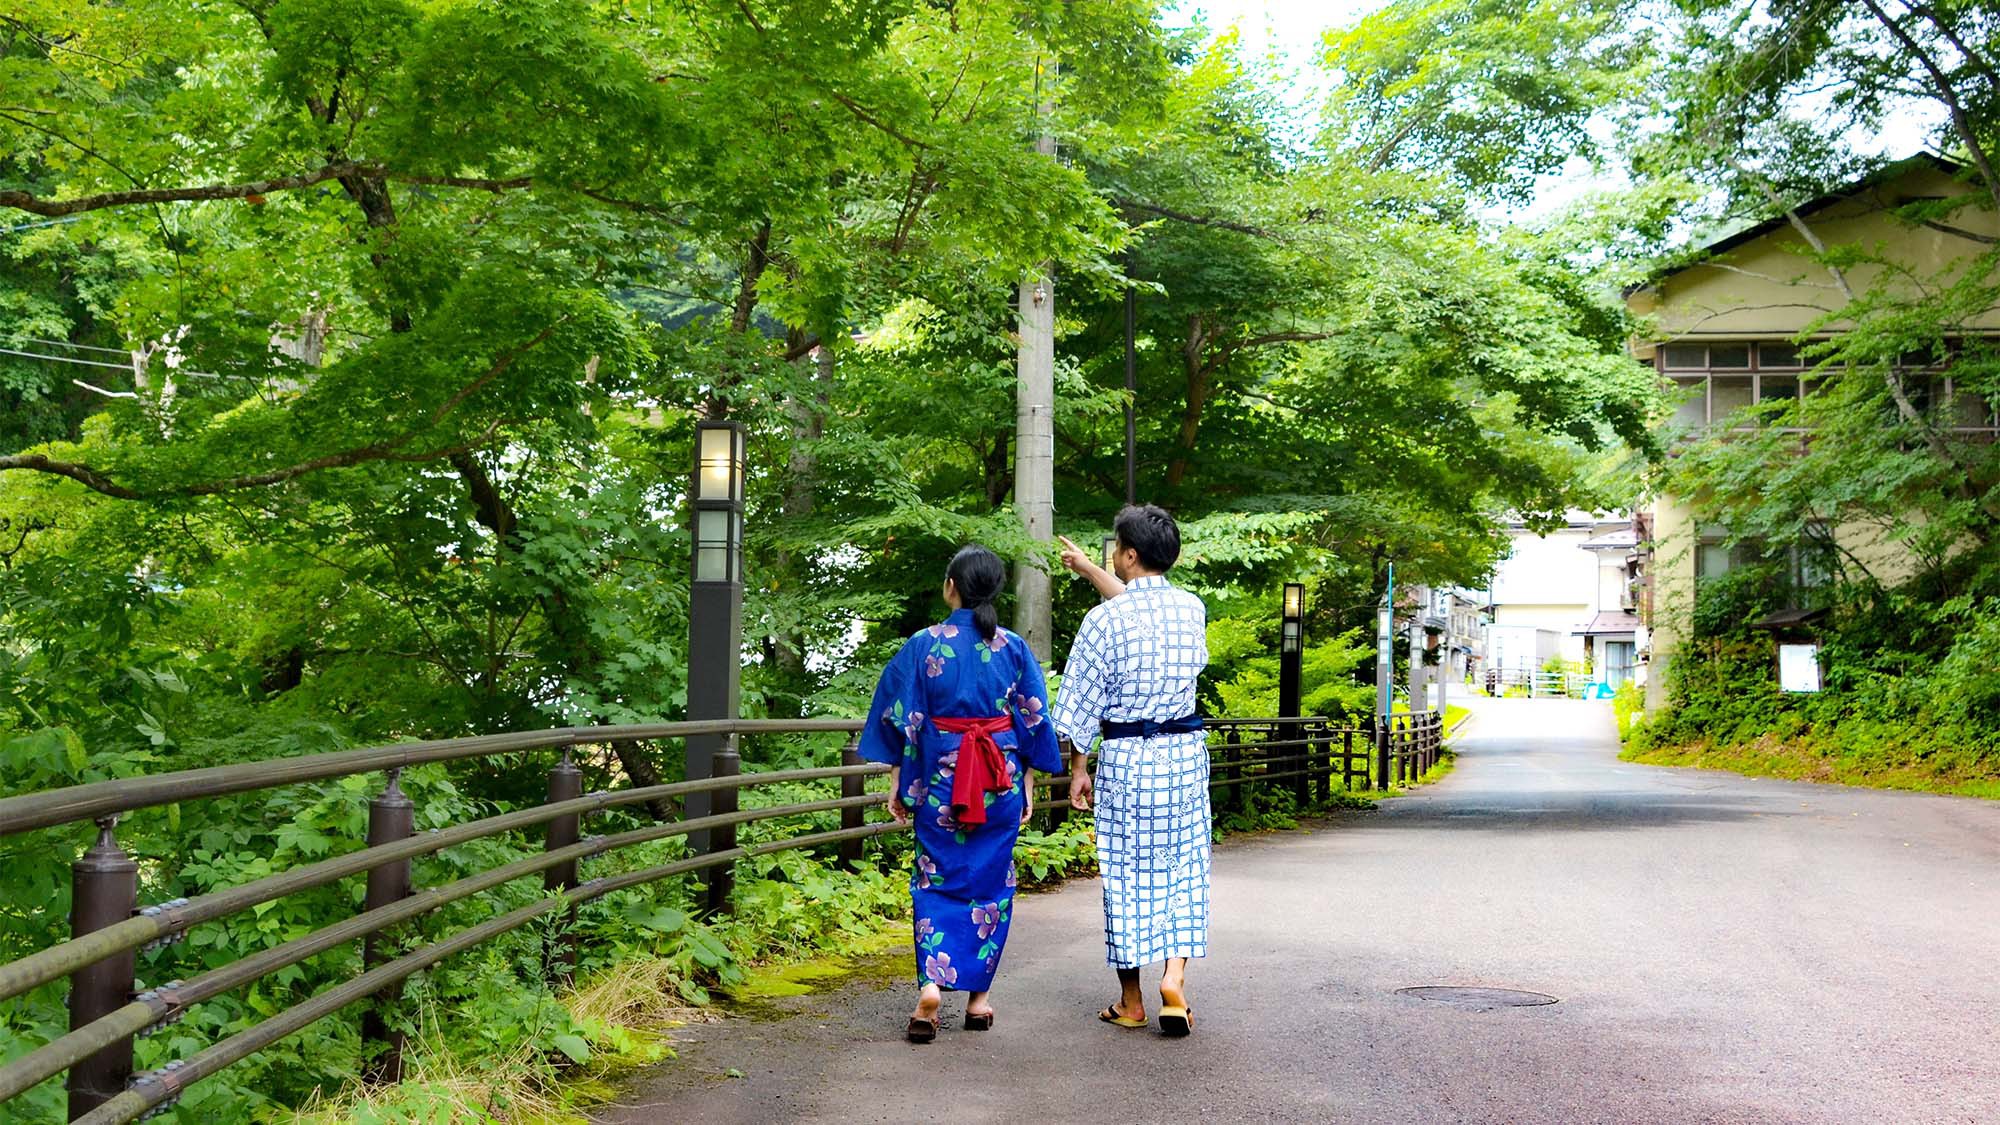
[0,216,81,234]
[0,345,232,380]
[15,336,132,356]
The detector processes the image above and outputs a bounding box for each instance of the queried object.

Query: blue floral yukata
[859,609,1062,993]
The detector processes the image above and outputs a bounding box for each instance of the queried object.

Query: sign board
[1778,643,1821,693]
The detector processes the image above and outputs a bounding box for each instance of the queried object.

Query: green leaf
[552,1033,591,1064]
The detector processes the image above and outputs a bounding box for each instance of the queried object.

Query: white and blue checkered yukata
[1051,574,1212,969]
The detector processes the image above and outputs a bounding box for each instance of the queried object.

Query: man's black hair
[1114,503,1181,573]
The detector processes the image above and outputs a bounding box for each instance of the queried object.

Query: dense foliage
[0,0,1659,1117]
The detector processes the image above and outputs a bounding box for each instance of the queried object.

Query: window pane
[1663,344,1706,369]
[1670,377,1706,427]
[1759,376,1799,405]
[1759,342,1801,368]
[695,545,730,583]
[1711,376,1754,420]
[1908,377,1935,416]
[1696,543,1733,577]
[1951,384,1993,428]
[1710,344,1751,368]
[696,508,731,544]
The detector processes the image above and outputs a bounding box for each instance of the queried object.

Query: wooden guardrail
[0,710,1448,1122]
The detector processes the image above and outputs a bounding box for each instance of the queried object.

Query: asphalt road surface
[596,697,2000,1124]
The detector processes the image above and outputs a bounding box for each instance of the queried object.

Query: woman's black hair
[947,544,1007,641]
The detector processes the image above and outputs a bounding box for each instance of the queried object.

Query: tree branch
[1116,198,1280,239]
[1919,219,1998,244]
[0,320,562,499]
[0,161,547,218]
[1857,0,2000,214]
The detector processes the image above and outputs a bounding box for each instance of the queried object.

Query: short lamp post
[1102,535,1119,573]
[685,419,746,855]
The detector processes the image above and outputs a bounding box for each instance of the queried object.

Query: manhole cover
[1395,986,1559,1010]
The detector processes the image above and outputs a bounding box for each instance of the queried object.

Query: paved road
[597,698,2000,1124]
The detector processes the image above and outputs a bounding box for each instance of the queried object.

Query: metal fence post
[1289,721,1310,807]
[67,816,138,1121]
[1342,726,1356,791]
[1045,758,1070,831]
[1226,728,1244,811]
[839,737,866,866]
[1373,717,1389,791]
[541,750,584,988]
[705,736,739,915]
[1314,719,1330,806]
[360,769,415,1084]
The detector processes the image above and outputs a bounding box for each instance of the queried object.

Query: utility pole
[1123,253,1137,507]
[1013,64,1057,660]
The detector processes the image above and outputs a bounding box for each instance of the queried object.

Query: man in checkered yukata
[1052,504,1210,1038]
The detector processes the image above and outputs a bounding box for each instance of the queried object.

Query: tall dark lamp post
[686,419,746,854]
[1279,583,1306,803]
[1278,583,1304,720]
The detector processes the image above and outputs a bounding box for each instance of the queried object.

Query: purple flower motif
[971,903,1001,940]
[927,623,960,639]
[936,750,958,781]
[924,654,946,678]
[924,951,958,986]
[935,806,958,831]
[903,710,925,744]
[915,916,934,940]
[905,776,930,808]
[1005,862,1018,889]
[915,854,938,889]
[986,630,1008,651]
[1013,692,1045,730]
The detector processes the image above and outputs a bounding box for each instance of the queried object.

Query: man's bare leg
[1110,966,1145,1021]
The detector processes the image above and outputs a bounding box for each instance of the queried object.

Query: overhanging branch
[0,321,564,500]
[0,162,542,218]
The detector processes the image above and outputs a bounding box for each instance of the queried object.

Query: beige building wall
[1630,160,1991,709]
[1643,497,1698,712]
[1628,164,2000,352]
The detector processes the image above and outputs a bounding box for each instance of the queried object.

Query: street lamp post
[1102,534,1119,573]
[1279,583,1306,804]
[685,419,746,855]
[1278,583,1304,720]
[1375,563,1395,788]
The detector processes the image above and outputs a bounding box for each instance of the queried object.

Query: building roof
[1626,154,1969,296]
[1749,607,1829,631]
[1579,527,1639,551]
[1571,610,1641,637]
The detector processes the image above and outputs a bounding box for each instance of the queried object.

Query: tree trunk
[1165,315,1211,489]
[1012,91,1058,661]
[768,340,830,715]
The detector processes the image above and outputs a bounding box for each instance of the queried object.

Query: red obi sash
[932,715,1015,826]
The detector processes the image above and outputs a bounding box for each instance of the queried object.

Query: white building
[1476,512,1644,689]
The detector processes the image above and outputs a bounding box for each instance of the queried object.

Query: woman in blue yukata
[858,545,1062,1043]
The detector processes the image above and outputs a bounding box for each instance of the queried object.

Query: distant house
[1474,511,1640,689]
[1624,155,2000,710]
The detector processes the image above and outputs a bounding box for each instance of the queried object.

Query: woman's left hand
[1021,782,1036,825]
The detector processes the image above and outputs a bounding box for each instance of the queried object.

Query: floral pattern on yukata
[859,609,1062,992]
